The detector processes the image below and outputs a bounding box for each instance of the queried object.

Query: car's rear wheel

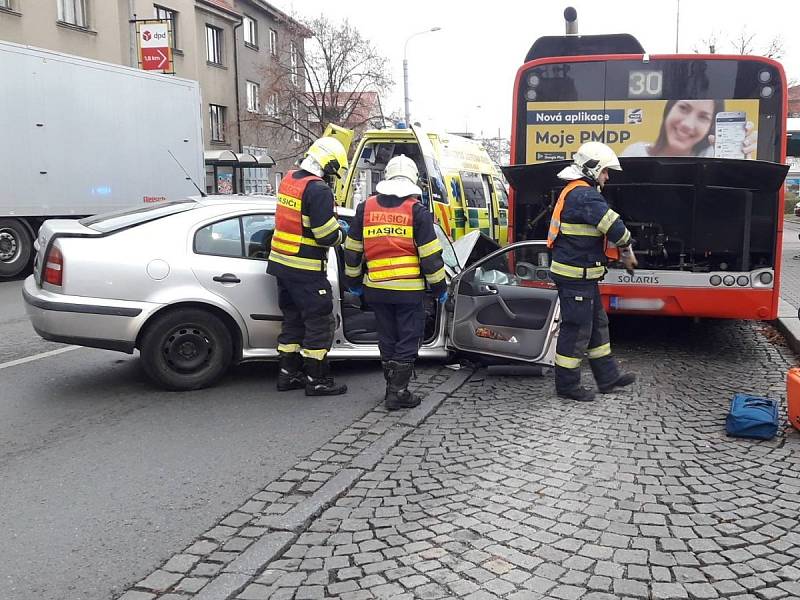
[140,308,233,391]
[0,218,33,278]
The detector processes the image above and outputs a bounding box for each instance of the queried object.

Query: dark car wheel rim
[0,230,19,262]
[162,325,214,373]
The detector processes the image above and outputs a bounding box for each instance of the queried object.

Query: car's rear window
[79,200,198,233]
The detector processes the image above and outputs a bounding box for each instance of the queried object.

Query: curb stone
[118,365,472,600]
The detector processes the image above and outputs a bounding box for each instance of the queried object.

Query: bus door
[411,124,451,235]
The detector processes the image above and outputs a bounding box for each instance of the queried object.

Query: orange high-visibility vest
[271,170,321,257]
[363,195,422,283]
[546,179,620,260]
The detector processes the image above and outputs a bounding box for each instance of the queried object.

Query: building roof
[197,0,241,18]
[236,0,312,37]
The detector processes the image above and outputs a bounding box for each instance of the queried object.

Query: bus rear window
[79,200,198,233]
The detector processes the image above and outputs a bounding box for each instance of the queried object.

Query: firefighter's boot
[598,372,637,394]
[385,360,422,410]
[304,356,347,396]
[557,386,596,402]
[277,351,305,391]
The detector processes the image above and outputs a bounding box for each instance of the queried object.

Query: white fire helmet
[557,142,622,182]
[376,154,423,197]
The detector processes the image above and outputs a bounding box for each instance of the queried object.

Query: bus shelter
[204,150,275,195]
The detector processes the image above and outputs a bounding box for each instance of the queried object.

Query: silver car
[24,196,559,390]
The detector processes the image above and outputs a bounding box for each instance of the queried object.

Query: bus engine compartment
[504,157,789,273]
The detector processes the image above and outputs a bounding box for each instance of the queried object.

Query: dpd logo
[142,30,152,41]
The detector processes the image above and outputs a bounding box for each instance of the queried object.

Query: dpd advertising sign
[137,21,173,73]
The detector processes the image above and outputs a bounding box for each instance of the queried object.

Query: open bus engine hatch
[503,157,789,273]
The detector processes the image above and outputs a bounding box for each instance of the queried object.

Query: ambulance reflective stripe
[550,261,605,279]
[362,195,423,287]
[546,180,589,249]
[587,343,611,359]
[560,223,603,237]
[555,353,582,369]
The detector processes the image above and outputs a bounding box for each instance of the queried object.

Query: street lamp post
[403,27,441,127]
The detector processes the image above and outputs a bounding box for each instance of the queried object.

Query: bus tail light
[758,272,773,285]
[44,245,63,286]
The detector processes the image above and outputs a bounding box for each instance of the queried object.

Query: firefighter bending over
[548,142,638,402]
[267,136,349,396]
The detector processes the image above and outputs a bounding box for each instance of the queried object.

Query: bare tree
[480,135,510,168]
[691,28,784,59]
[245,15,393,163]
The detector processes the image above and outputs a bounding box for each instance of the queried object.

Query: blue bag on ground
[725,394,779,440]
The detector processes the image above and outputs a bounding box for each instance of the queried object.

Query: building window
[243,15,257,48]
[291,99,300,142]
[290,41,298,86]
[246,81,259,113]
[210,104,226,142]
[269,29,277,57]
[266,93,278,117]
[0,0,11,9]
[154,5,178,48]
[206,25,223,65]
[58,0,87,27]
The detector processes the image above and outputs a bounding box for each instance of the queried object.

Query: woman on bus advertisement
[620,99,757,159]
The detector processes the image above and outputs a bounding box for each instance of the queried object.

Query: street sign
[136,21,173,74]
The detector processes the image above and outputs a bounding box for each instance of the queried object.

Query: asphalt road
[0,279,386,600]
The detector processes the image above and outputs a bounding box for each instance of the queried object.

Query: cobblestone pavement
[119,317,800,600]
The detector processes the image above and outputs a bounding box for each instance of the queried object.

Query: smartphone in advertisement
[714,112,747,159]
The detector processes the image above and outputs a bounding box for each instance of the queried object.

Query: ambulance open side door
[411,124,449,226]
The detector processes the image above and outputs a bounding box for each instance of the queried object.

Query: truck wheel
[0,218,32,278]
[140,308,233,391]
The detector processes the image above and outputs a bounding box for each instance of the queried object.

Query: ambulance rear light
[44,245,63,286]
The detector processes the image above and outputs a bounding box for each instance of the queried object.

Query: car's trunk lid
[34,219,102,285]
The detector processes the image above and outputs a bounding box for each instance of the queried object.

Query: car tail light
[44,245,63,286]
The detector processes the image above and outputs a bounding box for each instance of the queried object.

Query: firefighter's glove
[337,219,350,235]
[438,291,449,304]
[348,286,363,297]
[620,246,638,275]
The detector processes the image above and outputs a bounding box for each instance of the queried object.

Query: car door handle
[494,291,518,320]
[479,284,498,294]
[213,273,241,284]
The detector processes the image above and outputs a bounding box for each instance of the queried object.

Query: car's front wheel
[140,308,233,391]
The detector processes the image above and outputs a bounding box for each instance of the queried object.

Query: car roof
[189,194,355,217]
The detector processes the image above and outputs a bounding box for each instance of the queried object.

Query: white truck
[0,41,204,277]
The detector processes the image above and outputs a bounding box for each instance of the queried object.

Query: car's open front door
[447,240,559,363]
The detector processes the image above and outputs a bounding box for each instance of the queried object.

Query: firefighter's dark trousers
[276,274,335,360]
[371,301,425,362]
[552,275,621,393]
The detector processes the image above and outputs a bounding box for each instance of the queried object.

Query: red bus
[504,23,790,319]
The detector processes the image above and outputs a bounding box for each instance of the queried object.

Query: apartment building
[0,0,309,192]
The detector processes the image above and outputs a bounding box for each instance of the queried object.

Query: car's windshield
[80,200,198,233]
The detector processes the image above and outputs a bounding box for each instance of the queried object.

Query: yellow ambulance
[330,124,508,245]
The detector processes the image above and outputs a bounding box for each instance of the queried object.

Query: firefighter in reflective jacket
[343,155,447,410]
[548,142,638,402]
[267,136,349,396]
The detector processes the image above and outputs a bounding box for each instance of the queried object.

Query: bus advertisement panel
[509,54,789,320]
